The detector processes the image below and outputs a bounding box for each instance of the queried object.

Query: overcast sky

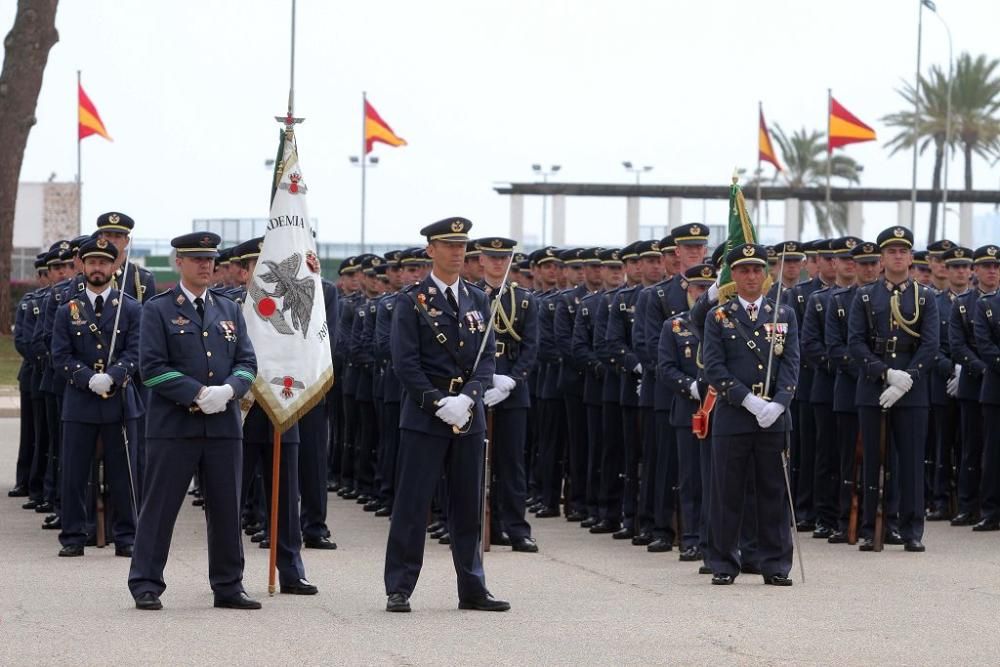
[9,0,1000,248]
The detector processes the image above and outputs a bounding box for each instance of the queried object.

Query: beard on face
[87,271,110,288]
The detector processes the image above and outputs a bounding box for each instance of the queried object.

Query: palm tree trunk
[927,140,944,244]
[964,143,974,190]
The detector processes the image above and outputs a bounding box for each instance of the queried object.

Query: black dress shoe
[22,499,39,510]
[580,517,599,529]
[427,521,444,533]
[363,500,380,512]
[812,525,834,539]
[698,565,713,575]
[191,497,205,507]
[304,536,338,550]
[244,523,262,536]
[827,530,848,544]
[374,506,392,517]
[763,574,793,586]
[386,592,411,612]
[858,538,874,551]
[612,527,634,540]
[490,532,512,546]
[280,578,318,595]
[589,520,620,534]
[356,494,371,504]
[115,544,133,558]
[535,507,560,518]
[59,544,84,557]
[214,592,262,610]
[135,592,162,610]
[678,546,702,562]
[459,594,510,611]
[34,501,53,513]
[631,532,654,546]
[740,563,762,575]
[926,508,950,521]
[258,538,270,549]
[565,510,587,522]
[904,540,926,552]
[951,512,976,526]
[429,528,448,540]
[511,536,538,553]
[711,573,735,585]
[250,531,267,543]
[528,503,544,513]
[342,490,359,500]
[647,538,673,553]
[885,531,904,545]
[437,533,451,545]
[795,520,816,532]
[8,485,28,497]
[44,513,59,524]
[327,481,340,492]
[42,518,61,530]
[85,536,97,547]
[973,519,1000,532]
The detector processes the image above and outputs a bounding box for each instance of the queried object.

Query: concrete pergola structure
[494,183,1000,245]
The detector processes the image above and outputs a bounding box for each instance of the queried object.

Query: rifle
[481,407,494,555]
[873,407,889,552]
[847,430,863,545]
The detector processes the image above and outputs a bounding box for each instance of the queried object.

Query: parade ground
[0,417,998,666]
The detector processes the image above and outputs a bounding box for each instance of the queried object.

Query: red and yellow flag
[758,106,781,171]
[364,100,406,154]
[78,84,111,142]
[828,96,875,152]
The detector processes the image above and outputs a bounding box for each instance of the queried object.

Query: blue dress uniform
[350,255,383,502]
[384,218,501,609]
[51,238,142,555]
[572,286,606,524]
[702,244,799,583]
[594,250,626,532]
[128,233,258,607]
[532,248,565,517]
[330,256,362,490]
[336,278,365,498]
[970,245,1000,529]
[847,226,939,550]
[12,282,41,496]
[24,274,51,507]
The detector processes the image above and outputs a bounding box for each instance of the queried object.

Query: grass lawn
[0,335,22,388]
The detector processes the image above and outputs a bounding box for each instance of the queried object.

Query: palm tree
[882,65,954,242]
[765,125,863,237]
[951,53,1000,190]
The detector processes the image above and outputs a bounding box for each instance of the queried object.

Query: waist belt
[495,340,520,359]
[871,337,917,355]
[428,375,466,395]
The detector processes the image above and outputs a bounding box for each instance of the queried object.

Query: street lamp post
[927,5,953,241]
[532,163,561,246]
[623,162,653,234]
[350,154,379,251]
[909,0,931,231]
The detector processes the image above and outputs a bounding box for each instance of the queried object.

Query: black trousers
[599,401,624,522]
[795,399,816,523]
[563,395,587,514]
[43,393,61,505]
[377,401,401,512]
[979,405,1000,521]
[652,411,677,541]
[300,399,331,541]
[538,397,566,512]
[835,411,860,533]
[637,407,658,532]
[28,395,49,501]
[490,407,531,539]
[675,426,702,549]
[354,399,378,495]
[340,393,358,490]
[858,406,925,541]
[15,389,35,489]
[584,403,603,518]
[812,402,839,530]
[957,399,983,515]
[620,405,641,530]
[931,399,959,512]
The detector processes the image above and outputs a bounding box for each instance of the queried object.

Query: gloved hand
[741,393,767,416]
[756,402,785,428]
[483,387,509,407]
[885,368,913,392]
[946,364,962,397]
[88,373,114,396]
[689,381,700,401]
[707,280,719,303]
[633,362,643,375]
[196,384,235,414]
[491,374,516,393]
[879,385,906,409]
[435,394,474,428]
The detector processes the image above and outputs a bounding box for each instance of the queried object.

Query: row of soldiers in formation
[8,213,1000,598]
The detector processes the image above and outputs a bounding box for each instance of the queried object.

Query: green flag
[717,178,770,302]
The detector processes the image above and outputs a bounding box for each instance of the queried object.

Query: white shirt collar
[85,285,112,310]
[738,294,764,314]
[429,271,461,301]
[179,281,207,305]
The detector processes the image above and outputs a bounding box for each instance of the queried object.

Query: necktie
[94,295,104,318]
[195,296,205,320]
[747,302,757,322]
[445,286,459,314]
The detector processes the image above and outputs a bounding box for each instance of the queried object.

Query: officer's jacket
[335,292,362,395]
[642,276,687,387]
[350,295,378,402]
[14,292,36,393]
[554,284,587,397]
[606,284,642,407]
[22,286,49,397]
[789,276,825,402]
[572,290,604,407]
[703,297,800,436]
[847,277,939,408]
[375,291,402,403]
[801,286,835,404]
[33,276,87,393]
[950,288,993,402]
[390,276,495,437]
[140,285,257,439]
[931,289,960,406]
[51,289,143,423]
[111,261,156,305]
[632,287,656,408]
[825,284,860,414]
[595,287,623,404]
[658,312,701,427]
[479,281,538,411]
[973,293,1000,406]
[537,288,562,400]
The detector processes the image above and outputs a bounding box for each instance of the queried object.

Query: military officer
[702,243,799,586]
[926,239,954,293]
[972,245,1000,531]
[21,253,53,512]
[384,217,508,613]
[50,237,141,557]
[847,226,939,552]
[128,232,260,611]
[911,250,933,286]
[95,212,157,304]
[335,255,367,499]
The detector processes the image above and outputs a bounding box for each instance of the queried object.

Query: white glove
[196,384,235,414]
[483,387,509,407]
[689,381,700,401]
[633,362,643,375]
[88,373,114,395]
[879,385,906,409]
[707,280,719,303]
[491,374,516,393]
[756,402,785,428]
[886,369,913,392]
[435,394,474,428]
[741,393,768,416]
[636,379,642,397]
[946,364,961,397]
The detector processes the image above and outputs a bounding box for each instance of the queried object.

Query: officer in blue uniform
[21,254,54,511]
[50,237,141,557]
[476,236,540,552]
[847,226,939,552]
[128,232,259,611]
[702,243,799,586]
[94,212,157,304]
[971,245,1000,530]
[335,255,369,499]
[384,217,509,613]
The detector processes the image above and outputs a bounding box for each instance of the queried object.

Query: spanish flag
[828,96,875,152]
[364,99,406,154]
[758,105,781,171]
[78,83,111,142]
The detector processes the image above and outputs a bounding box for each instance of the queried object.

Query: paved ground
[1,417,998,665]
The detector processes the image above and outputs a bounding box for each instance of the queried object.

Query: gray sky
[9,0,1000,248]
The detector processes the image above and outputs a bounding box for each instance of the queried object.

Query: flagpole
[826,89,832,232]
[910,0,925,232]
[360,91,367,252]
[287,0,296,116]
[76,70,82,232]
[756,101,763,231]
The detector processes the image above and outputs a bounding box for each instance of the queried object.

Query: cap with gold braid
[421,216,472,243]
[79,236,119,262]
[725,243,768,268]
[96,211,135,234]
[171,232,221,258]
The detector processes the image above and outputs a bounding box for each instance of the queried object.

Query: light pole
[350,154,379,251]
[532,163,561,246]
[926,3,953,241]
[910,0,938,231]
[622,161,654,186]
